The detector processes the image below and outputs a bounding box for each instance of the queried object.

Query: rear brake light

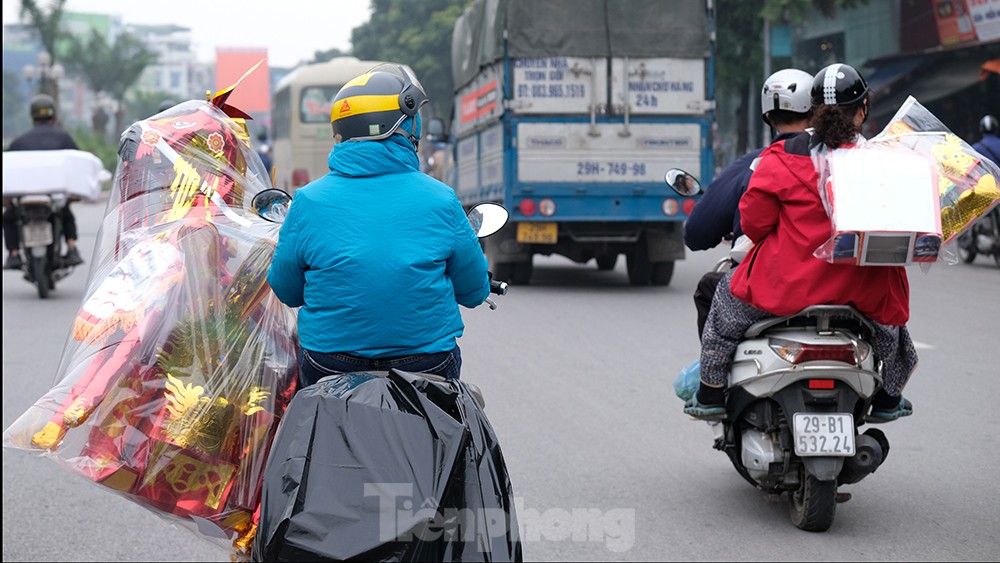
[768,337,860,365]
[519,199,537,216]
[682,198,697,216]
[291,169,310,187]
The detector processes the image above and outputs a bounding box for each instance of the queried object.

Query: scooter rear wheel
[789,471,837,532]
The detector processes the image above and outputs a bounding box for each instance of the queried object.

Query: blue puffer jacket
[267,128,490,357]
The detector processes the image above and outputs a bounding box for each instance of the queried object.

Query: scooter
[957,206,1000,267]
[704,305,890,532]
[666,169,893,532]
[7,192,77,299]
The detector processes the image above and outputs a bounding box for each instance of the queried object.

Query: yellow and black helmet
[330,64,429,144]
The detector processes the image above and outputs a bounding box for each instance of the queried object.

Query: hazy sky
[2,0,373,68]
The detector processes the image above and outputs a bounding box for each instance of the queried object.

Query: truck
[446,0,715,285]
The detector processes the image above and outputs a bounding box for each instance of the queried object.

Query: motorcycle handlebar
[490,279,508,295]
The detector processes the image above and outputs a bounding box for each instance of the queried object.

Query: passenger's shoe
[683,383,727,421]
[62,248,84,267]
[866,395,913,423]
[3,254,23,270]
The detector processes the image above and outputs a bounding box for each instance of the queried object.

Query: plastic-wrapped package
[252,369,522,563]
[673,359,701,402]
[2,76,299,558]
[812,96,1000,266]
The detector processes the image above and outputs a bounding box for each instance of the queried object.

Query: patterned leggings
[700,270,918,396]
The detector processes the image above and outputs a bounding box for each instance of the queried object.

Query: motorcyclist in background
[3,94,84,270]
[687,63,918,422]
[972,114,999,164]
[684,69,814,339]
[266,65,491,388]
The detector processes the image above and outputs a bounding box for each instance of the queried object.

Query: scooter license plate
[792,413,855,457]
[517,222,557,244]
[22,221,53,248]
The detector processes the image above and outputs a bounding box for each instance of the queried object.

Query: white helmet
[761,69,813,124]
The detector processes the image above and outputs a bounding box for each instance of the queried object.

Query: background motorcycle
[957,206,1000,267]
[666,169,893,532]
[7,193,77,299]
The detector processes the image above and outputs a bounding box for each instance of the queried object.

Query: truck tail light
[291,169,310,187]
[519,199,537,216]
[662,199,679,216]
[539,198,556,216]
[682,198,697,216]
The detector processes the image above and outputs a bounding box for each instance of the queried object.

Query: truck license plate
[516,222,557,244]
[792,413,855,457]
[22,221,53,248]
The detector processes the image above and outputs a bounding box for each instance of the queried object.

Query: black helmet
[330,64,428,144]
[810,63,869,107]
[29,94,57,120]
[981,114,998,135]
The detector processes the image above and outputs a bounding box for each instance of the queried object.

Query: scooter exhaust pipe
[838,430,889,485]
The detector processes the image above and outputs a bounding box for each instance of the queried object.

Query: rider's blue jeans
[298,346,462,388]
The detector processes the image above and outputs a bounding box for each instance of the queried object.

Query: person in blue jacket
[267,65,491,387]
[684,68,814,339]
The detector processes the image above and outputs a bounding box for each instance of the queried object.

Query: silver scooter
[667,169,892,532]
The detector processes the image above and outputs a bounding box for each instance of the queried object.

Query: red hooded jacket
[729,133,910,326]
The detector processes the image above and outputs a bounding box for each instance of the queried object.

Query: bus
[270,56,395,192]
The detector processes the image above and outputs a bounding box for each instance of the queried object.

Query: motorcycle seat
[744,305,875,339]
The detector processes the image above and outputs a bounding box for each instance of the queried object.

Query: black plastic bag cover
[252,369,522,562]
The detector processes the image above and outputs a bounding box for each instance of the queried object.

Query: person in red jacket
[686,63,917,422]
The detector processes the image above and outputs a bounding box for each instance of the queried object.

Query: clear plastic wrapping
[812,96,1000,266]
[2,93,299,557]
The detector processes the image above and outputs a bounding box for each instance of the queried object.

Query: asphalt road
[3,196,999,561]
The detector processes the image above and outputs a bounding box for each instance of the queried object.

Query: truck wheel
[510,259,533,285]
[493,262,514,283]
[596,254,618,271]
[33,255,50,299]
[494,260,533,285]
[626,252,652,285]
[650,261,674,286]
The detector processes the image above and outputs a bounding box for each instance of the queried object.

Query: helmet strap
[394,128,419,152]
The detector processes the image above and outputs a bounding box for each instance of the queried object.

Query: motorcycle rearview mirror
[252,188,292,223]
[467,203,509,238]
[664,168,703,196]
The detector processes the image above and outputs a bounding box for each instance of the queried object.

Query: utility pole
[762,19,771,148]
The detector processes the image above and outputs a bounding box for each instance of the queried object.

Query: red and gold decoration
[3,62,294,559]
